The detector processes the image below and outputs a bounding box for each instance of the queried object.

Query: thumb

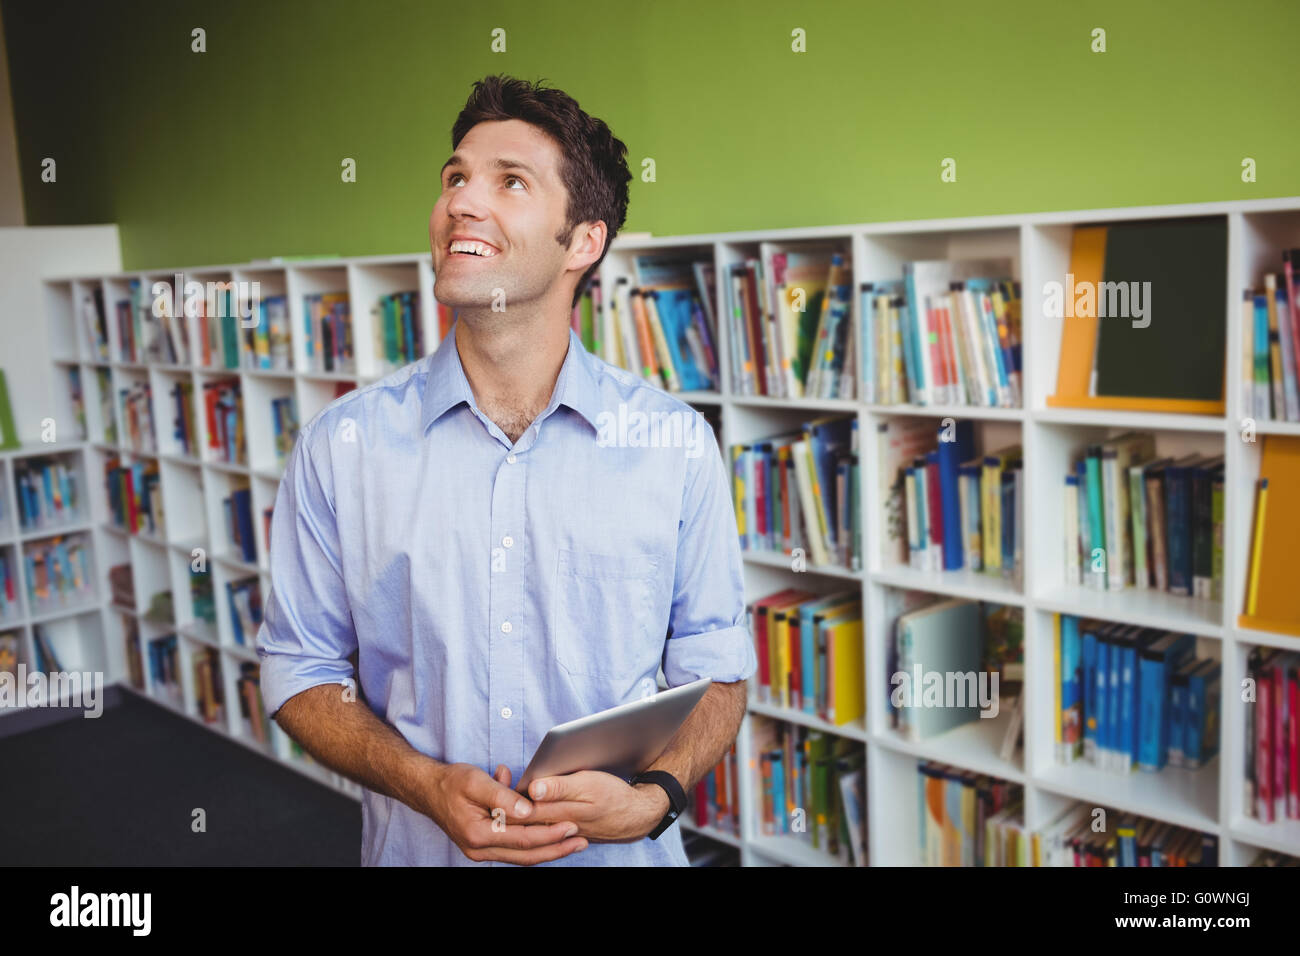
[473,767,532,820]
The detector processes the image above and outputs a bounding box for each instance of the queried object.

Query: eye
[445,172,465,187]
[505,175,526,190]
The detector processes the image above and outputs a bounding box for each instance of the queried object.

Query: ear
[566,220,607,274]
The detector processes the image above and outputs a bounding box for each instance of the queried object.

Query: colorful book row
[752,717,866,865]
[1055,614,1218,774]
[1066,433,1223,599]
[605,256,718,392]
[918,762,1022,866]
[14,456,81,531]
[732,415,859,569]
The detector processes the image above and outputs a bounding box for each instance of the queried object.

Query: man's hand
[523,771,671,843]
[417,761,589,864]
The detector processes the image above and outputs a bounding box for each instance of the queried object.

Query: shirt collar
[420,322,604,434]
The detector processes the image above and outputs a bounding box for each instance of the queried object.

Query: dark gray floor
[0,689,360,865]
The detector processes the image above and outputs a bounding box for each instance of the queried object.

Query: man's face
[430,118,586,311]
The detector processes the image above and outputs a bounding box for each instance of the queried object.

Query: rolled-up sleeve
[661,417,757,687]
[256,424,358,718]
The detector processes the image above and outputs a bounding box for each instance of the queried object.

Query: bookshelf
[36,196,1300,866]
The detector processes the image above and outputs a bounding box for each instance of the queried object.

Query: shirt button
[501,706,513,719]
[501,621,512,633]
[506,453,517,464]
[502,536,514,548]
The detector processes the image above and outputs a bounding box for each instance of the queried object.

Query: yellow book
[981,446,1022,571]
[1246,478,1269,616]
[825,616,865,726]
[731,445,745,538]
[982,457,1001,570]
[773,613,791,709]
[1051,226,1107,400]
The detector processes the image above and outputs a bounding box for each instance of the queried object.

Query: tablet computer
[515,677,713,792]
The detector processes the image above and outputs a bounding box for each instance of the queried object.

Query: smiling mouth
[447,240,500,259]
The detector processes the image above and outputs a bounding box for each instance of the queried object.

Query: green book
[0,370,19,449]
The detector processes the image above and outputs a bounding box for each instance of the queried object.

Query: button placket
[487,449,526,775]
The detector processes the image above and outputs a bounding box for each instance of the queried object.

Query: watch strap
[631,770,686,840]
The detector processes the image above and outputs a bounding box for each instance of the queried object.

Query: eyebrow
[440,154,542,181]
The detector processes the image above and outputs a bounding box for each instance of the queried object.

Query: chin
[432,279,494,310]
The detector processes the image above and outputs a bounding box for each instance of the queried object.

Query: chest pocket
[552,548,663,682]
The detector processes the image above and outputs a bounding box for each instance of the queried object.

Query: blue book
[936,420,974,570]
[1106,626,1137,771]
[756,443,775,550]
[1168,662,1190,767]
[797,589,859,716]
[1095,634,1113,767]
[860,284,876,401]
[1059,614,1082,762]
[913,463,930,569]
[1164,455,1204,595]
[1255,294,1272,418]
[769,751,785,834]
[1118,630,1143,772]
[1082,625,1099,762]
[901,266,925,402]
[804,416,854,555]
[740,448,757,549]
[1185,659,1221,768]
[1136,632,1194,771]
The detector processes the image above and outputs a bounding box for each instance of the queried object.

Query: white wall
[0,225,121,442]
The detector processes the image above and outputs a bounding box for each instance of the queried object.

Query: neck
[453,304,572,426]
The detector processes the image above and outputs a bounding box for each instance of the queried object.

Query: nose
[445,172,489,222]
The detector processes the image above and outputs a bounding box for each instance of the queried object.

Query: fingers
[464,835,590,866]
[522,801,593,825]
[466,767,533,820]
[466,819,580,851]
[494,764,512,788]
[528,775,574,801]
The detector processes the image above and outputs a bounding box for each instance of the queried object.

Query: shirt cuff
[661,624,757,687]
[257,650,356,719]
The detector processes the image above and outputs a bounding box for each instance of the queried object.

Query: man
[257,74,755,866]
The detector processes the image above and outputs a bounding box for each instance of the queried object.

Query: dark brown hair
[451,75,631,309]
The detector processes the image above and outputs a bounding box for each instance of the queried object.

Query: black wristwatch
[630,770,687,840]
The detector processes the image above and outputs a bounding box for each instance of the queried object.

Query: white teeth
[449,240,496,257]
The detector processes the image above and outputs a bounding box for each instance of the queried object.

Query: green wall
[4,0,1298,270]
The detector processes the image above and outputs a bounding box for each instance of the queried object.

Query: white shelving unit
[37,196,1300,865]
[0,441,107,706]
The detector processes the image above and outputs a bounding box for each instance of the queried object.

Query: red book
[937,300,959,403]
[714,762,728,828]
[1289,660,1299,819]
[203,385,220,452]
[749,588,808,702]
[780,453,793,552]
[693,779,708,826]
[926,455,944,566]
[1274,663,1287,821]
[742,266,767,395]
[1285,250,1300,388]
[1258,659,1274,822]
[925,301,947,401]
[753,451,768,544]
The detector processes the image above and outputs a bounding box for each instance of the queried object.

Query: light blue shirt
[256,324,756,866]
